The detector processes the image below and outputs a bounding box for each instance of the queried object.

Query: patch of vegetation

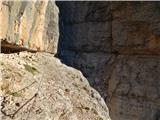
[5,89,22,97]
[24,64,38,75]
[1,81,22,97]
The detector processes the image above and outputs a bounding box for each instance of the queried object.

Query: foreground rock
[0,1,59,54]
[0,52,110,120]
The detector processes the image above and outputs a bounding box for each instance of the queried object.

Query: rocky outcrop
[1,1,160,120]
[57,1,160,120]
[0,1,112,120]
[0,52,111,120]
[0,1,59,54]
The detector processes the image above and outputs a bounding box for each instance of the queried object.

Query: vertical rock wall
[57,1,160,120]
[109,2,160,120]
[57,1,112,100]
[0,0,59,54]
[112,2,160,54]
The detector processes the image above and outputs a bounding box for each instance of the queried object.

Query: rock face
[0,1,112,120]
[108,55,160,120]
[57,2,112,53]
[57,1,160,120]
[112,2,160,54]
[1,1,160,120]
[0,1,59,54]
[0,52,111,120]
[57,1,112,100]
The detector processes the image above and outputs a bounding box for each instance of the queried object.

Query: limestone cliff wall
[1,1,160,120]
[57,1,160,120]
[112,2,160,54]
[0,1,112,120]
[0,0,59,54]
[57,1,112,100]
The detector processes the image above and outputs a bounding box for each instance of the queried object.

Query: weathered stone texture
[57,1,160,120]
[0,0,59,54]
[57,1,112,53]
[1,1,160,120]
[112,2,160,54]
[108,56,160,120]
[109,3,160,118]
[57,2,112,102]
[0,52,111,120]
[58,2,111,24]
[60,50,116,100]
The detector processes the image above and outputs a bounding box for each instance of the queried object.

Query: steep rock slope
[57,1,160,120]
[0,1,59,54]
[0,52,111,120]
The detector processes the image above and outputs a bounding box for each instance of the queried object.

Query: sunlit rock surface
[0,52,111,120]
[0,1,59,54]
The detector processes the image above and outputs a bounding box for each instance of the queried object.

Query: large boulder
[0,1,59,54]
[0,52,111,120]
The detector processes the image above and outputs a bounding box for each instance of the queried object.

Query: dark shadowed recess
[55,1,111,102]
[1,39,36,54]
